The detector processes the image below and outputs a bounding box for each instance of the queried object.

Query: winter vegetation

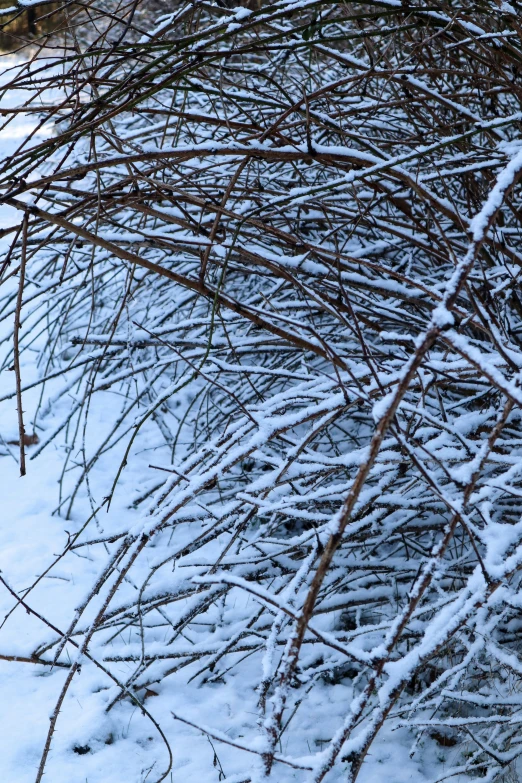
[3,1,522,781]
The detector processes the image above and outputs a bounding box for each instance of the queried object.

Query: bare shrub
[2,2,522,781]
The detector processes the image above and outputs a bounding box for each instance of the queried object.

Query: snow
[3,4,522,782]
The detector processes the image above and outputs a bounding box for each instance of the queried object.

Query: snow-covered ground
[0,52,475,783]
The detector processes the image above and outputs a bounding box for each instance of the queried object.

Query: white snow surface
[0,354,434,782]
[0,55,433,783]
[1,32,520,783]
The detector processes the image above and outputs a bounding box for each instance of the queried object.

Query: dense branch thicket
[3,1,522,781]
